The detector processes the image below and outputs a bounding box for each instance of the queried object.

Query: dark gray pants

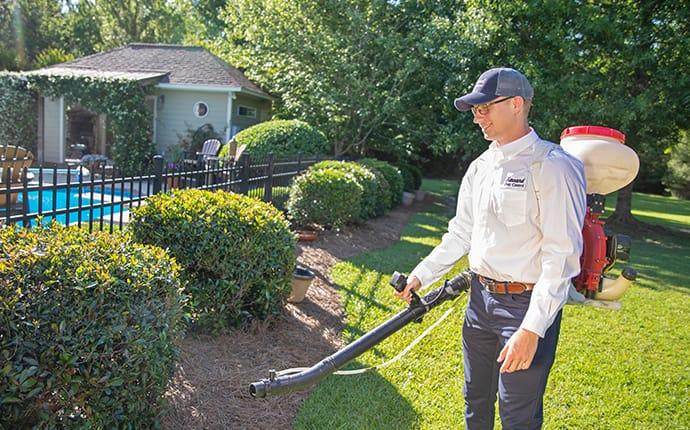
[462,275,562,430]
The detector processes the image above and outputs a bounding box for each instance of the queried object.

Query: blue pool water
[18,187,131,226]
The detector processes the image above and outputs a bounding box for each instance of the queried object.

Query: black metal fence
[1,153,324,232]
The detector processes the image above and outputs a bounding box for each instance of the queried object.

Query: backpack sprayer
[560,126,640,301]
[249,125,640,398]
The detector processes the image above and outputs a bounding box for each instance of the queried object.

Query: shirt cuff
[409,263,435,289]
[519,306,549,338]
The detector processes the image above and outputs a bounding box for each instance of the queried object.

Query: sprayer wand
[249,270,473,398]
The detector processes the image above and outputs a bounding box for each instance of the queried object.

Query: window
[193,101,209,118]
[237,105,257,118]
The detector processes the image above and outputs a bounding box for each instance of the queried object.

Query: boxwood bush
[218,119,329,160]
[358,158,404,208]
[311,160,379,220]
[409,164,423,190]
[287,168,363,229]
[128,189,296,332]
[0,224,185,429]
[397,164,416,192]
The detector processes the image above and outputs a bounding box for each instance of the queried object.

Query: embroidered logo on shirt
[502,175,527,189]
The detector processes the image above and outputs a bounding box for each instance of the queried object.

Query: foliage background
[0,0,688,203]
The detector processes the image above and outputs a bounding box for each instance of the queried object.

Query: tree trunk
[607,182,638,225]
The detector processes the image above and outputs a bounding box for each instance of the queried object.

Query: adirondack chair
[222,138,247,161]
[0,145,33,206]
[184,138,222,165]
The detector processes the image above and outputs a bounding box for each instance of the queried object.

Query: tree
[0,0,67,70]
[64,0,186,52]
[447,0,690,225]
[210,0,459,162]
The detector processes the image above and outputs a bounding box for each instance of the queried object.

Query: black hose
[249,271,473,398]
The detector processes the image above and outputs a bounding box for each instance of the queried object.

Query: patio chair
[222,138,247,161]
[184,138,222,165]
[0,145,34,206]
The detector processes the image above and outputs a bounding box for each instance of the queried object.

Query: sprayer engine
[573,194,634,298]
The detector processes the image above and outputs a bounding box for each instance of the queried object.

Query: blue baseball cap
[454,67,534,112]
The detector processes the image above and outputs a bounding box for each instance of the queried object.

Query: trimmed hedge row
[309,160,380,220]
[287,159,403,229]
[396,163,422,192]
[359,158,404,207]
[0,224,185,429]
[128,189,296,332]
[286,167,363,229]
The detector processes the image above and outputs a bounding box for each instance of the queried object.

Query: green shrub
[287,168,363,229]
[397,164,415,192]
[359,158,404,208]
[0,224,185,429]
[409,164,423,190]
[33,48,75,69]
[218,119,329,159]
[128,189,296,332]
[663,130,690,199]
[311,160,379,220]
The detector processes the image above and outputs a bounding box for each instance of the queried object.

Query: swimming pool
[18,186,130,226]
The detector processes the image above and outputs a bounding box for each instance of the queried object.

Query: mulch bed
[162,196,433,430]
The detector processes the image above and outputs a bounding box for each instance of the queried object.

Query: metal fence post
[196,154,206,188]
[240,155,251,195]
[264,153,274,202]
[153,155,163,194]
[21,167,29,226]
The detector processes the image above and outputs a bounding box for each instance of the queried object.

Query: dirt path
[162,196,433,429]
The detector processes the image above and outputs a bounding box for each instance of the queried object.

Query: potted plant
[289,266,316,303]
[402,191,415,206]
[163,144,185,189]
[291,221,319,241]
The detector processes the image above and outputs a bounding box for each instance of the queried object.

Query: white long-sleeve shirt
[410,129,587,337]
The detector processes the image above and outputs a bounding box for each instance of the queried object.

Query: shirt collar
[489,128,539,161]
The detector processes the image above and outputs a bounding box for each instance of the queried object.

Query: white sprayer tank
[560,125,640,195]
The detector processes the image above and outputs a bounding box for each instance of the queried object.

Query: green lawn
[294,179,690,429]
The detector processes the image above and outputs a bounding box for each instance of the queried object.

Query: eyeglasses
[470,96,516,116]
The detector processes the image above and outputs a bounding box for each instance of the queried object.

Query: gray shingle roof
[42,44,267,95]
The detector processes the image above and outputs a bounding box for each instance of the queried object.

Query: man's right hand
[395,275,421,304]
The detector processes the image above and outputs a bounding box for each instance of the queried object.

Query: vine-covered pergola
[0,71,156,174]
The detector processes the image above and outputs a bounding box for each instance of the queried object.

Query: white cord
[276,298,462,377]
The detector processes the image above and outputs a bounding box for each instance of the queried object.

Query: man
[396,68,586,429]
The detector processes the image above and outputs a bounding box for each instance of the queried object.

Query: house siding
[152,89,229,153]
[43,97,62,163]
[230,93,270,138]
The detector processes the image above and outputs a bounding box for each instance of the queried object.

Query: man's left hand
[497,328,539,373]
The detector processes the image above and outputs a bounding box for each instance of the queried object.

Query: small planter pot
[402,191,415,206]
[166,176,182,190]
[295,230,318,242]
[289,267,316,303]
[415,190,426,201]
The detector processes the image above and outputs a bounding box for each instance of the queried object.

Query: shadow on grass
[604,192,690,232]
[602,220,690,294]
[628,234,690,294]
[294,194,458,429]
[294,362,420,429]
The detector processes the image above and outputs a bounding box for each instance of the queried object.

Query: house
[26,44,273,164]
